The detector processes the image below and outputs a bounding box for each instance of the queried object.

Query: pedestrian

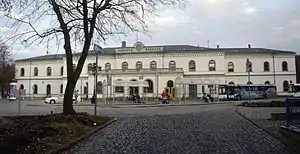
[74,90,78,104]
[207,93,214,103]
[91,94,95,104]
[203,93,209,103]
[132,93,136,103]
[136,93,141,103]
[161,90,167,104]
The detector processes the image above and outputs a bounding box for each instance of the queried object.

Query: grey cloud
[129,0,300,50]
[3,0,300,59]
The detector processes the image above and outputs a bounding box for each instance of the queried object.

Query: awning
[113,80,149,87]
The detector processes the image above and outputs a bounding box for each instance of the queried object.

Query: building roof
[15,44,295,62]
[15,54,65,62]
[213,47,295,54]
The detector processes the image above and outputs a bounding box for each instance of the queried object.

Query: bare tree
[0,39,14,98]
[1,0,185,114]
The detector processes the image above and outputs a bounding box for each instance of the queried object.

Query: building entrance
[129,87,139,95]
[189,84,197,99]
[129,79,139,95]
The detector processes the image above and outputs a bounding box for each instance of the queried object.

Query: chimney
[121,41,126,47]
[248,44,251,48]
[217,45,219,49]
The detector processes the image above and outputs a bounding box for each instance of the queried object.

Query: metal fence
[286,98,300,128]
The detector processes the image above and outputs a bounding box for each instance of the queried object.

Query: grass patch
[0,112,112,154]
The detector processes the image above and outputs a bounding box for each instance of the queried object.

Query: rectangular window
[115,86,124,93]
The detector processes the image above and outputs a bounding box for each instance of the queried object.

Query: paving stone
[65,108,289,154]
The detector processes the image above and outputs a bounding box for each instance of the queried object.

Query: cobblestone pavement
[65,108,290,154]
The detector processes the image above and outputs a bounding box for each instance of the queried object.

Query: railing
[89,68,184,75]
[285,98,300,128]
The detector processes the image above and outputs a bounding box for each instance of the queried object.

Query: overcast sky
[1,0,300,60]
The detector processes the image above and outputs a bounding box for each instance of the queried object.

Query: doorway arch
[46,84,51,95]
[129,79,139,95]
[167,80,174,88]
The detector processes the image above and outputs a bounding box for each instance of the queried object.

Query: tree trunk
[63,79,76,114]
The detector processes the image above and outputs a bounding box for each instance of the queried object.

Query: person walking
[74,90,79,104]
[161,90,167,104]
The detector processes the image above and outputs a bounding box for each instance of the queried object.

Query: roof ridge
[15,46,295,62]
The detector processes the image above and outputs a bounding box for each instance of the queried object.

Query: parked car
[8,96,17,101]
[44,95,78,104]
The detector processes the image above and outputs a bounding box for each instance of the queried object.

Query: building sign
[115,41,163,54]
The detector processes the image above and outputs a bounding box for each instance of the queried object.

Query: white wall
[15,47,296,98]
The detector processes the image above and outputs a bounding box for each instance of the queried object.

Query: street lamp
[88,62,102,115]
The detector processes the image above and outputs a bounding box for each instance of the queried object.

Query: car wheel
[237,96,241,100]
[50,100,56,104]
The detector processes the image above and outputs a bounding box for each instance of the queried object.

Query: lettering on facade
[115,41,163,54]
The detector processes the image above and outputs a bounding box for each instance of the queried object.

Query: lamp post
[246,58,251,103]
[88,62,101,116]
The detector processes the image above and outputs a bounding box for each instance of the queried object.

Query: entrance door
[130,87,139,95]
[189,84,197,99]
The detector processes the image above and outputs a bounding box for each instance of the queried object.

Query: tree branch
[49,0,74,79]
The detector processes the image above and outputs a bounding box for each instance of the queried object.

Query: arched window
[189,60,196,72]
[282,61,288,71]
[283,80,289,92]
[20,68,25,76]
[136,61,143,70]
[247,81,253,85]
[169,61,176,71]
[264,61,270,72]
[167,80,174,87]
[122,62,128,72]
[88,63,93,72]
[209,60,216,71]
[97,81,103,94]
[115,79,124,93]
[47,67,52,76]
[19,84,24,89]
[46,84,51,95]
[246,61,252,72]
[144,79,153,93]
[265,81,270,84]
[34,67,38,76]
[105,63,111,70]
[150,61,157,71]
[228,62,234,72]
[33,84,38,94]
[60,66,63,76]
[228,82,234,85]
[60,84,63,94]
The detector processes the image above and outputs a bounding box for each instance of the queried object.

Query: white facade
[15,42,297,99]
